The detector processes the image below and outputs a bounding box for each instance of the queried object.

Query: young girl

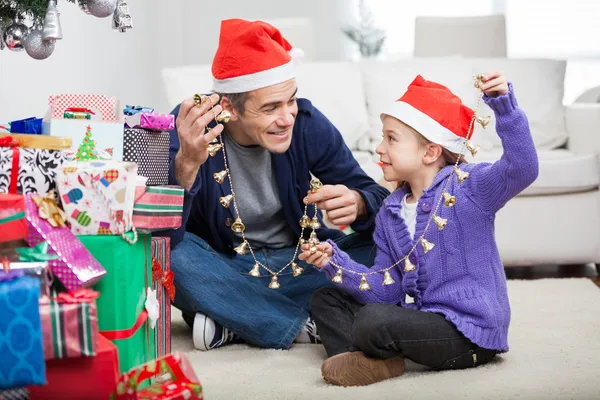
[299,73,539,387]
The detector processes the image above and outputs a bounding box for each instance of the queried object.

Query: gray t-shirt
[223,132,297,249]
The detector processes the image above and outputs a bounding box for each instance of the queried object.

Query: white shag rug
[171,279,600,400]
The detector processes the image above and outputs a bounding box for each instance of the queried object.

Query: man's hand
[304,184,366,227]
[174,93,225,191]
[298,242,333,269]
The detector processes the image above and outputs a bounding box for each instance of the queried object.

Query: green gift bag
[78,232,155,373]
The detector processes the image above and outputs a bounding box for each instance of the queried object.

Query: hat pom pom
[289,47,304,64]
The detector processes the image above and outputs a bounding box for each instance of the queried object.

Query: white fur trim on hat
[213,58,297,93]
[380,101,466,154]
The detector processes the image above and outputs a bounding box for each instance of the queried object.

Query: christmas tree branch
[0,0,75,24]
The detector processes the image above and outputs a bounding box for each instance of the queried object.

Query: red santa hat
[211,19,304,93]
[380,75,475,154]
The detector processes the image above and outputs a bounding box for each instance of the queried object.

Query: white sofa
[162,58,600,270]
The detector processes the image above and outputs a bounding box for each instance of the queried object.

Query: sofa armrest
[565,103,600,154]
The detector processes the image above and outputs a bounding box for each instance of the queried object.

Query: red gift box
[0,194,27,243]
[29,334,119,400]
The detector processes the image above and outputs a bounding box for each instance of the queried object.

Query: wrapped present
[0,275,46,389]
[112,353,202,400]
[56,160,138,236]
[0,194,27,243]
[79,233,155,373]
[132,186,183,232]
[63,107,95,120]
[0,136,69,196]
[151,237,173,358]
[28,335,119,400]
[124,105,154,116]
[9,117,43,134]
[40,288,100,360]
[25,193,106,291]
[0,133,72,151]
[42,94,125,160]
[0,389,29,400]
[124,112,175,131]
[123,128,169,186]
[1,241,57,295]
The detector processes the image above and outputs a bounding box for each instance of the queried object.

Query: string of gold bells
[193,75,490,290]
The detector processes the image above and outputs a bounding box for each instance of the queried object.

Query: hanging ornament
[23,29,56,60]
[476,115,491,129]
[3,18,29,51]
[78,0,118,18]
[215,110,231,123]
[249,263,261,277]
[358,275,371,291]
[433,215,448,230]
[291,262,304,277]
[382,270,395,285]
[310,178,323,193]
[454,167,470,183]
[208,143,222,157]
[233,241,248,255]
[299,215,311,229]
[231,218,245,233]
[193,94,208,107]
[311,216,321,230]
[332,269,344,284]
[404,258,416,272]
[219,194,233,208]
[466,141,480,157]
[420,237,435,254]
[213,170,227,184]
[269,275,280,289]
[443,192,456,207]
[43,0,63,41]
[112,0,133,32]
[0,19,6,50]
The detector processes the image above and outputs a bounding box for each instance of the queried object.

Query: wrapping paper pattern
[132,186,183,232]
[123,129,169,186]
[125,113,175,131]
[0,147,67,196]
[48,94,119,121]
[0,133,72,150]
[0,276,46,389]
[0,389,29,400]
[56,161,138,235]
[39,289,100,360]
[1,261,50,296]
[0,194,27,243]
[25,194,106,291]
[151,237,172,358]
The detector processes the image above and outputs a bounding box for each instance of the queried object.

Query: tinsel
[0,0,75,24]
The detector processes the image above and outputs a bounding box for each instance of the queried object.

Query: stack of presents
[0,95,203,399]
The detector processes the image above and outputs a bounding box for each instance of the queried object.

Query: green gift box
[78,232,155,373]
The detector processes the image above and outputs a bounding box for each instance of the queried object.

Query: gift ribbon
[0,136,20,194]
[0,211,25,225]
[152,257,176,301]
[51,288,100,303]
[101,309,148,341]
[16,241,59,262]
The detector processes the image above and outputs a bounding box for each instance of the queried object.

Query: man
[166,18,389,351]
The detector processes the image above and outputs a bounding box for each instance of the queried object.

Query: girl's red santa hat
[212,19,304,94]
[381,75,475,154]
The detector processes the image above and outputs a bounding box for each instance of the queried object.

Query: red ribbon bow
[54,288,100,303]
[152,257,176,301]
[0,136,20,193]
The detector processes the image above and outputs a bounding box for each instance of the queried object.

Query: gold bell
[358,275,371,291]
[434,215,448,230]
[308,231,320,245]
[291,262,304,277]
[213,170,227,184]
[332,269,344,284]
[299,215,311,229]
[466,141,480,157]
[193,93,208,107]
[207,143,222,157]
[249,263,261,277]
[310,178,323,193]
[473,74,485,89]
[476,116,491,129]
[443,192,456,208]
[404,258,416,272]
[382,270,395,285]
[309,245,318,255]
[233,240,248,255]
[311,216,321,230]
[219,194,233,208]
[209,136,218,144]
[215,110,231,123]
[269,275,280,289]
[420,237,435,254]
[454,167,470,183]
[231,218,245,233]
[299,238,307,246]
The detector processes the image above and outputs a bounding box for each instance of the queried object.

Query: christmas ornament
[476,115,491,128]
[219,194,233,208]
[443,192,457,207]
[24,29,55,60]
[382,270,395,285]
[268,276,280,289]
[213,170,227,184]
[358,275,371,291]
[420,238,435,254]
[332,269,344,284]
[249,263,261,277]
[231,218,245,233]
[233,241,249,255]
[112,0,132,32]
[78,0,118,18]
[403,258,416,273]
[454,167,470,183]
[215,110,231,124]
[207,143,222,157]
[466,141,480,157]
[3,18,29,51]
[433,215,448,230]
[0,19,5,50]
[42,0,63,41]
[291,262,304,277]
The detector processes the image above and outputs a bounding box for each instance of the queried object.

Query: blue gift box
[0,275,46,389]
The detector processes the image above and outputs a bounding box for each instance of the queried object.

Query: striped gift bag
[132,186,183,232]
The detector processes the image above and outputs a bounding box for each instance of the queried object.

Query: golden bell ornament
[466,141,480,157]
[207,143,222,157]
[443,192,457,208]
[219,194,233,208]
[231,218,245,233]
[476,116,491,129]
[309,245,318,255]
[311,216,321,230]
[213,170,227,184]
[299,215,311,229]
[382,270,395,285]
[454,167,470,183]
[434,215,448,230]
[308,231,320,246]
[310,178,323,193]
[249,263,261,277]
[291,262,304,277]
[358,275,371,291]
[193,93,208,107]
[215,110,231,123]
[420,237,435,254]
[332,269,344,284]
[233,241,248,255]
[404,258,416,272]
[269,275,280,289]
[209,136,218,144]
[473,74,485,89]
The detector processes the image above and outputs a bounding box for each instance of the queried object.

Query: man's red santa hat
[381,75,475,154]
[212,19,304,93]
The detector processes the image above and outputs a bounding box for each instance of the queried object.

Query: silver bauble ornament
[24,30,55,60]
[3,19,29,51]
[78,0,118,18]
[112,0,132,32]
[43,0,63,41]
[0,19,5,50]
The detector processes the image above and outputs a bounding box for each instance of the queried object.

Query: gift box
[1,241,57,295]
[0,389,29,400]
[151,237,173,358]
[0,275,46,389]
[0,194,27,243]
[0,136,69,196]
[25,193,106,291]
[132,186,183,232]
[124,112,175,131]
[56,161,138,235]
[28,334,119,400]
[39,288,100,360]
[112,353,202,400]
[42,94,125,161]
[123,129,170,186]
[79,233,155,373]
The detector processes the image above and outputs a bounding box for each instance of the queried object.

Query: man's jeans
[171,231,375,349]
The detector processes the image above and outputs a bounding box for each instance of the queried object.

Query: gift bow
[32,191,67,228]
[124,104,154,116]
[16,241,59,262]
[54,288,100,303]
[152,257,176,301]
[0,136,20,147]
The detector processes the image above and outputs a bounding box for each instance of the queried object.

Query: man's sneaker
[192,313,237,351]
[305,317,322,344]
